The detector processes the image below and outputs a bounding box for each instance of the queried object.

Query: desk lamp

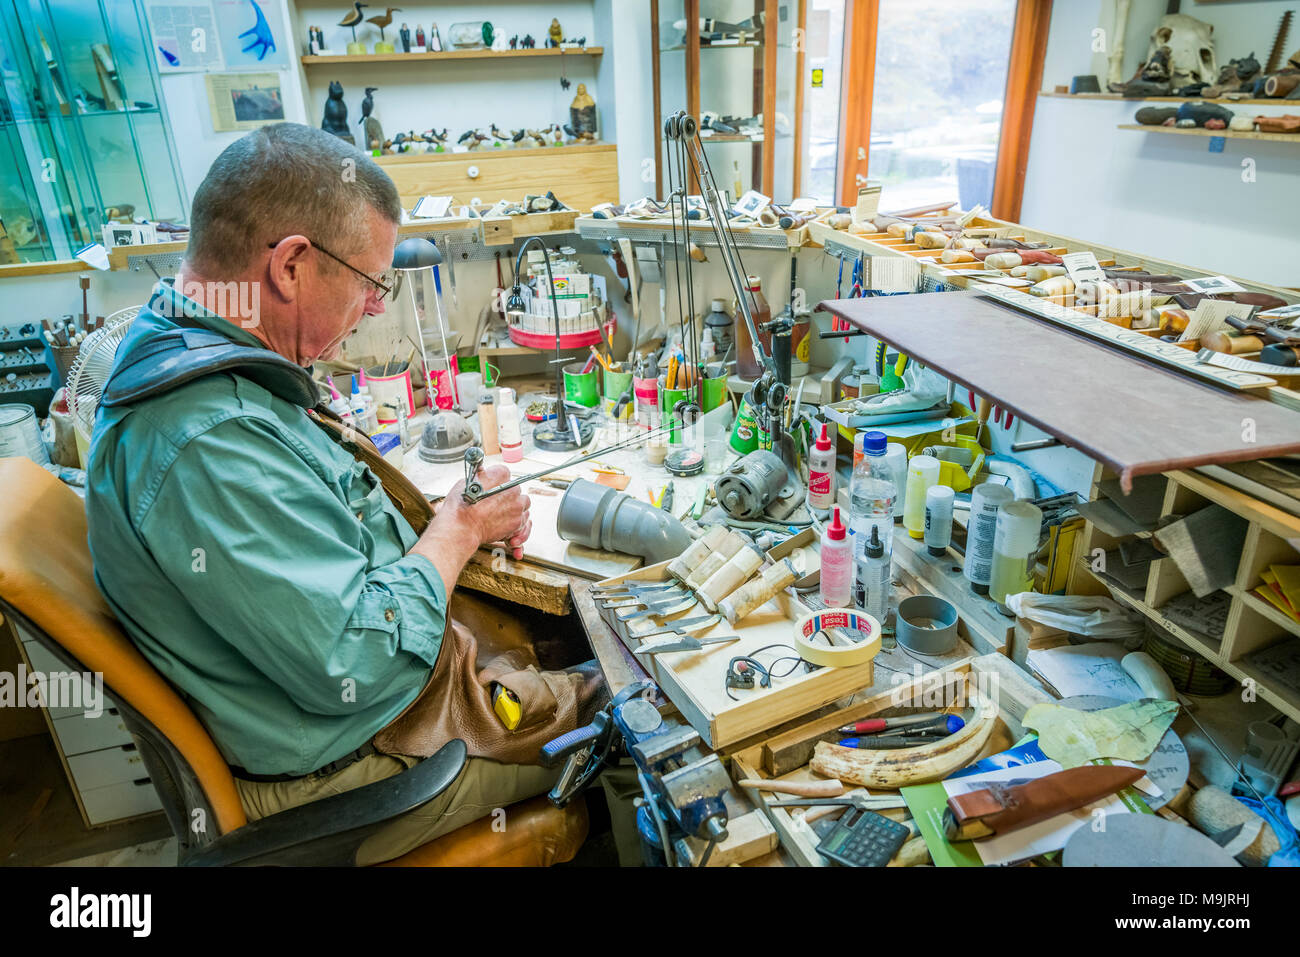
[392,237,457,408]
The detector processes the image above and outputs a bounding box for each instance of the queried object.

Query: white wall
[1022,0,1300,287]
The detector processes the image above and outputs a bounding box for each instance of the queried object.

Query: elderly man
[86,123,596,863]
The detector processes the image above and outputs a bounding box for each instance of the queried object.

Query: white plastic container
[498,398,523,463]
[903,454,941,539]
[965,484,1014,595]
[884,442,908,520]
[819,505,853,607]
[923,485,955,557]
[807,423,836,511]
[989,500,1043,607]
[860,524,892,624]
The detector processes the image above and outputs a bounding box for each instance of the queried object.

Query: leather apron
[310,412,586,767]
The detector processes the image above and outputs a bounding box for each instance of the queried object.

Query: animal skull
[1148,13,1217,88]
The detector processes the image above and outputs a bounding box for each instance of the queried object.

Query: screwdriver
[835,714,965,736]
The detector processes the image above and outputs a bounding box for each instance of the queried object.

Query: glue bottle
[498,397,523,463]
[924,485,955,557]
[965,483,1013,595]
[861,525,892,625]
[807,423,836,512]
[329,383,353,423]
[903,454,941,539]
[819,505,852,608]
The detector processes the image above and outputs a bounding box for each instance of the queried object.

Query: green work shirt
[86,281,444,776]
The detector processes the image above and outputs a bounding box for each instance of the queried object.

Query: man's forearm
[408,509,479,598]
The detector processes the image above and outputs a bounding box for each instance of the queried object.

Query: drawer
[79,777,164,826]
[52,707,134,756]
[67,744,150,792]
[17,635,115,720]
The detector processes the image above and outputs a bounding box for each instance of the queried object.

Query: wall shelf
[301,47,602,66]
[1041,91,1283,108]
[1118,123,1300,144]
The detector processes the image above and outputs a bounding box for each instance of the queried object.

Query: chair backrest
[0,457,247,843]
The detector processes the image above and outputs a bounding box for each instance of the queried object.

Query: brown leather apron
[310,411,585,766]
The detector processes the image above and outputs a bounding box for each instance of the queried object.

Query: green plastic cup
[701,374,728,412]
[660,376,692,445]
[602,369,633,418]
[564,362,599,407]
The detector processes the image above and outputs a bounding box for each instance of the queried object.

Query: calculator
[815,807,911,867]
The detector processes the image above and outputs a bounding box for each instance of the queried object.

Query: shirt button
[384,609,395,622]
[356,510,364,520]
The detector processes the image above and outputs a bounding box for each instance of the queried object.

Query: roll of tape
[793,609,881,667]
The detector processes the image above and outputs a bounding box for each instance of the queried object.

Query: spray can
[729,389,759,454]
[965,484,1014,595]
[808,423,836,511]
[819,505,852,607]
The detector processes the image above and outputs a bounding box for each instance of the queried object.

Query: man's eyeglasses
[267,238,395,301]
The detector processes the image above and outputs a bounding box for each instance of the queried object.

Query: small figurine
[307,25,322,55]
[321,80,354,143]
[569,83,596,140]
[491,30,510,52]
[366,7,399,43]
[339,2,367,40]
[415,24,425,49]
[547,17,562,48]
[509,35,518,50]
[358,86,383,149]
[429,22,443,52]
[521,33,535,49]
[399,22,410,52]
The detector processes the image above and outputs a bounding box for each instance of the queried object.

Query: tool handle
[539,720,602,768]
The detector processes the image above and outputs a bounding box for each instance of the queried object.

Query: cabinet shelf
[301,47,602,66]
[1118,123,1300,144]
[1041,91,1284,108]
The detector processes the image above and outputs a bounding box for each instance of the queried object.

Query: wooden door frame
[992,0,1052,221]
[836,0,879,208]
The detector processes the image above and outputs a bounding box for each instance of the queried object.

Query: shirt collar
[147,278,267,350]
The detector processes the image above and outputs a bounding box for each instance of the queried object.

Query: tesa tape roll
[794,609,882,667]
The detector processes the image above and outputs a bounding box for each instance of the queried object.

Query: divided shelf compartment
[1074,466,1300,721]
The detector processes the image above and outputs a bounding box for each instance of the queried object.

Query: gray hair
[186,123,400,276]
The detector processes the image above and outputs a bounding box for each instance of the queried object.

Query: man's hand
[439,464,532,558]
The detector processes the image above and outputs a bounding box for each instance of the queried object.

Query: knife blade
[637,634,741,655]
[631,613,723,638]
[616,596,699,621]
[592,581,686,598]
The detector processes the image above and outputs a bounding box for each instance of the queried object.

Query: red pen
[836,714,965,735]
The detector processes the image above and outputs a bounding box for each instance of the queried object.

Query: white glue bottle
[924,485,955,557]
[807,423,836,512]
[819,505,852,607]
[965,483,1013,595]
[498,398,523,463]
[861,524,892,625]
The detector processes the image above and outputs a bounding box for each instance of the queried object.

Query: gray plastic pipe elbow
[557,478,692,564]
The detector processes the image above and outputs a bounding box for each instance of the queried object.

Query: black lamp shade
[392,237,442,271]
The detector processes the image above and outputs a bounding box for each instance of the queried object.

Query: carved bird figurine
[366,6,400,41]
[339,2,367,33]
[358,87,377,124]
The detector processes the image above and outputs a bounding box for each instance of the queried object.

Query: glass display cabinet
[0,0,186,262]
[651,0,801,204]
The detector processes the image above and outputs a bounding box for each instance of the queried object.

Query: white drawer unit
[8,621,164,829]
[78,778,165,826]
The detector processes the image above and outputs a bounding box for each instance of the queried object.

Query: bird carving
[339,2,367,28]
[366,7,400,40]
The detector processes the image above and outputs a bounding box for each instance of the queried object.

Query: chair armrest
[184,739,468,867]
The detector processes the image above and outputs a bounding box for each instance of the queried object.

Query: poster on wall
[204,72,285,131]
[212,0,289,69]
[147,1,226,72]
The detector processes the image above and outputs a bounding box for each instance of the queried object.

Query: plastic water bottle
[849,430,895,608]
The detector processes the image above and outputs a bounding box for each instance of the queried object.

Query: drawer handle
[466,165,479,179]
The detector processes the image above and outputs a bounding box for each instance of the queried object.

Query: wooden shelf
[1041,91,1283,107]
[374,143,614,166]
[1118,123,1300,144]
[302,47,602,66]
[1229,586,1300,640]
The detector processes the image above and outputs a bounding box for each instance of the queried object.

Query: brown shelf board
[302,47,602,65]
[820,291,1300,489]
[1118,123,1300,144]
[374,143,615,165]
[1041,91,1282,107]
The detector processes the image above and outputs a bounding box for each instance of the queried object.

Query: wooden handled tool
[718,559,798,624]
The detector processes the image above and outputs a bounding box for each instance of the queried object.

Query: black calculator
[815,807,911,867]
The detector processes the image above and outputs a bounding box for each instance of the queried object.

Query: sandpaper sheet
[820,292,1300,489]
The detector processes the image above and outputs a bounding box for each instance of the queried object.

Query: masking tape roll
[793,609,882,667]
